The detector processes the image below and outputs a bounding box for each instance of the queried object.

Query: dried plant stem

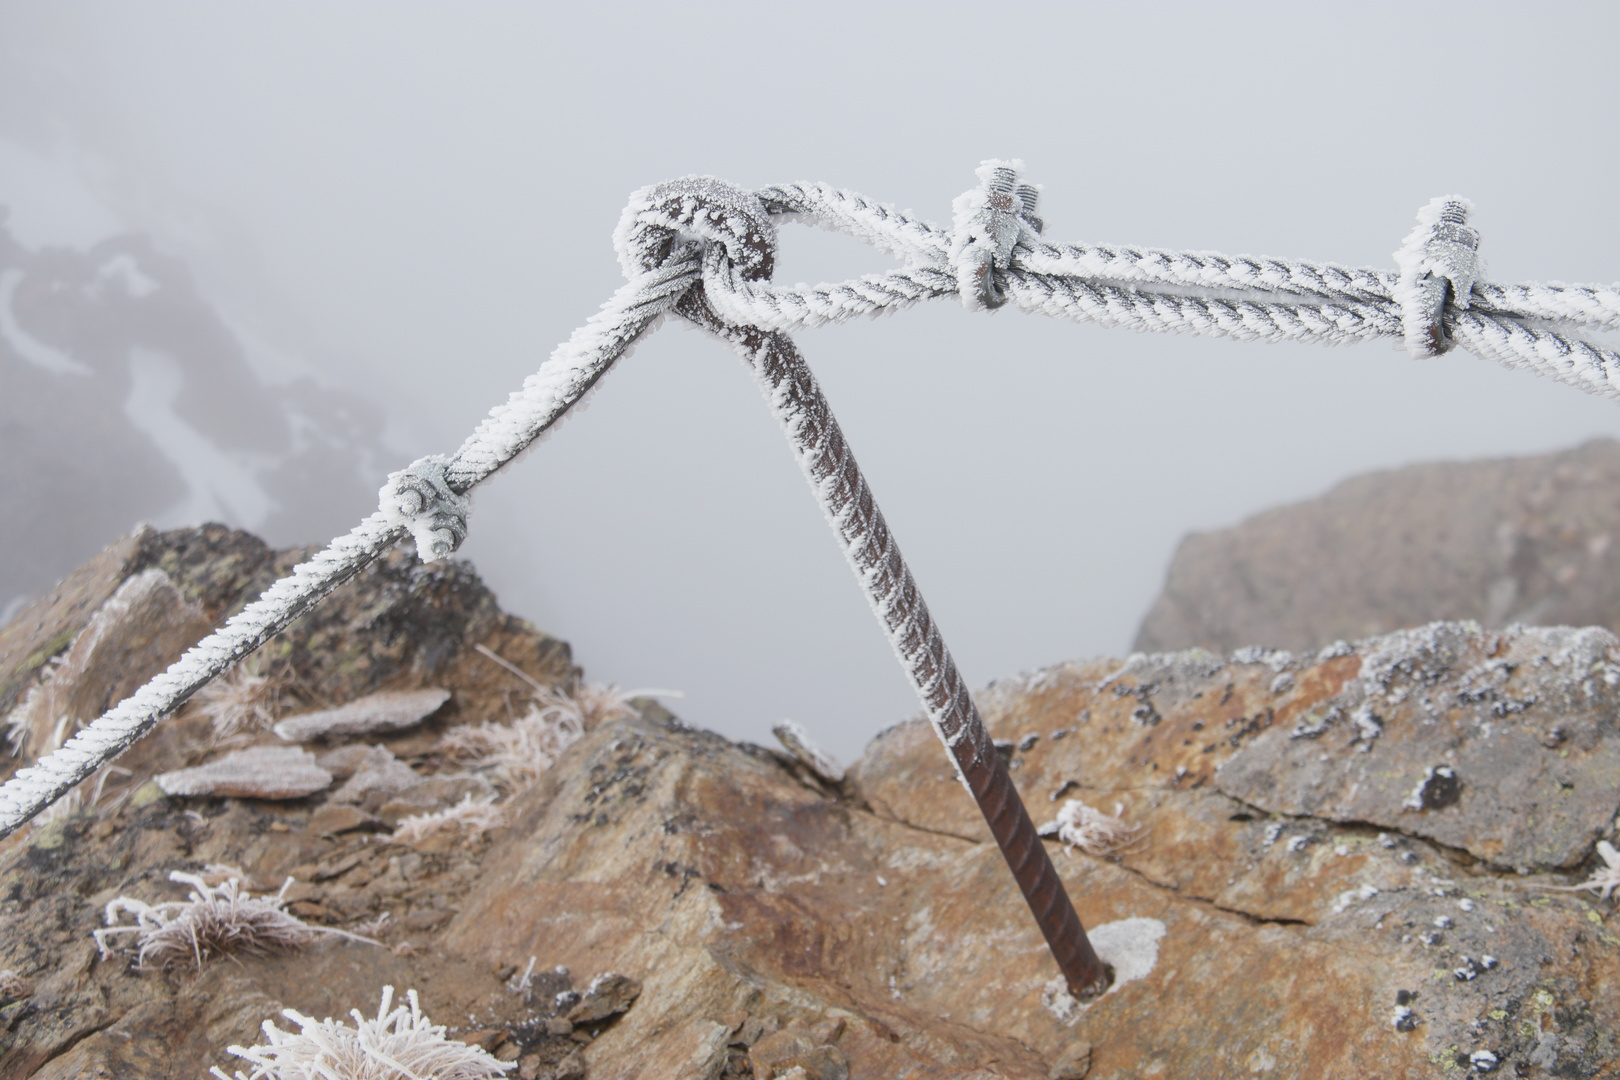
[1524,840,1620,901]
[473,643,552,696]
[675,278,1109,998]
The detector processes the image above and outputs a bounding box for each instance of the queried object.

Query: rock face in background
[2,530,1618,1079]
[1135,439,1620,656]
[0,217,390,623]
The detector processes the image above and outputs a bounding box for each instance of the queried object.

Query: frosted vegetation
[1038,798,1141,857]
[93,869,377,970]
[209,985,512,1080]
[195,654,282,741]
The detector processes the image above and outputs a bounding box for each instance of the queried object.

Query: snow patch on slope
[123,347,275,528]
[0,269,91,375]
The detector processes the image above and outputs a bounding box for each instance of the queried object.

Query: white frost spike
[435,678,632,796]
[209,985,512,1080]
[379,455,471,563]
[1351,703,1383,745]
[195,654,282,740]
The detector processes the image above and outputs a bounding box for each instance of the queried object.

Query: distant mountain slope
[1135,439,1620,654]
[0,212,388,622]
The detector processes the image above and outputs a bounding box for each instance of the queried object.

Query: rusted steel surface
[662,264,1108,996]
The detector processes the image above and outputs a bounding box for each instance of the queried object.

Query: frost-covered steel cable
[728,163,1620,402]
[0,261,696,839]
[7,157,1620,841]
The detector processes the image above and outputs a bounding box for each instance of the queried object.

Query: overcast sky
[6,2,1620,761]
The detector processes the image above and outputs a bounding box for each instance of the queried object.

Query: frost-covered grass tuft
[437,705,580,793]
[94,870,376,969]
[391,793,506,845]
[1045,799,1141,857]
[1532,840,1620,901]
[439,681,633,793]
[210,985,513,1080]
[195,654,284,740]
[570,681,639,730]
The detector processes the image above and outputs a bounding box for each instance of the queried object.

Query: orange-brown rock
[2,530,1617,1079]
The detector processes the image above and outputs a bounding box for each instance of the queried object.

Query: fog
[5,2,1620,763]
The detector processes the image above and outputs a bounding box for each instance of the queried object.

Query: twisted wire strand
[1002,268,1402,345]
[757,182,948,263]
[444,257,698,489]
[0,514,400,837]
[735,181,1620,404]
[702,244,952,331]
[1017,239,1394,303]
[757,181,1620,336]
[1471,281,1620,333]
[1450,310,1620,398]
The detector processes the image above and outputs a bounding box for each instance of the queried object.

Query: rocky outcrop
[2,530,1617,1078]
[1135,439,1620,655]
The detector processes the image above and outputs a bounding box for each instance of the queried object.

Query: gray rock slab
[1217,622,1620,870]
[155,745,332,800]
[272,687,450,742]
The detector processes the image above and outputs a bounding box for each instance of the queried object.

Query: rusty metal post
[674,279,1111,999]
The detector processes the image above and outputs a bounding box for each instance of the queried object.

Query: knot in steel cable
[379,454,471,562]
[1394,195,1483,357]
[950,159,1044,311]
[616,175,777,287]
